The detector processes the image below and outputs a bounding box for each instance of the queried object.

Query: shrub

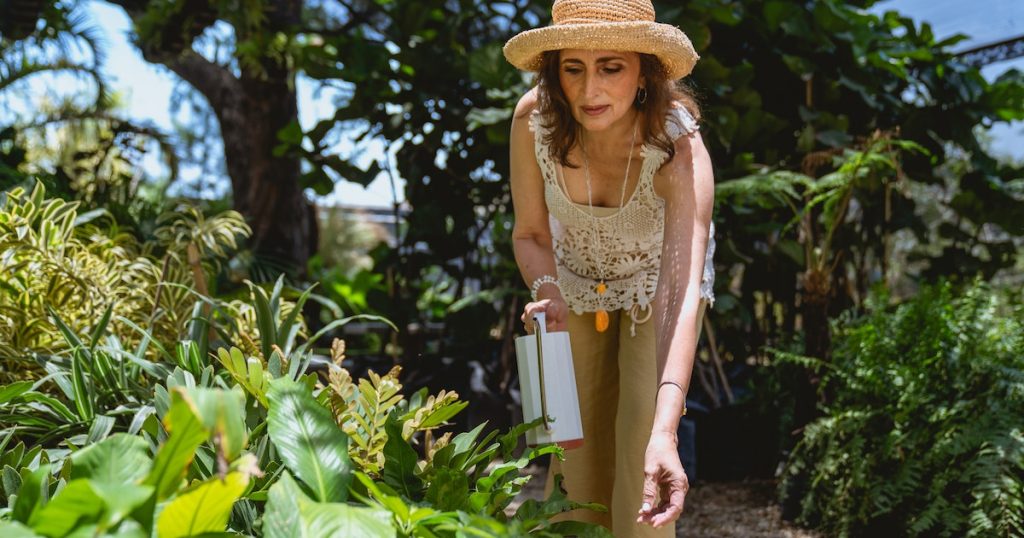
[777,281,1024,536]
[0,183,249,382]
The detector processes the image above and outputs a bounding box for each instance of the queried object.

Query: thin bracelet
[530,275,559,301]
[657,381,687,416]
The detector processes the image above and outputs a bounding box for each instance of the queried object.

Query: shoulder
[655,128,714,212]
[513,87,540,121]
[511,88,541,151]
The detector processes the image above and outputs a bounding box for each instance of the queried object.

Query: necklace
[580,118,639,333]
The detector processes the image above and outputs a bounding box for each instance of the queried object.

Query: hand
[636,431,688,528]
[521,296,569,333]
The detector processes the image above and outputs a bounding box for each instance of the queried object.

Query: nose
[583,70,600,100]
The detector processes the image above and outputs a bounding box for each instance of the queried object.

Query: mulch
[676,479,821,538]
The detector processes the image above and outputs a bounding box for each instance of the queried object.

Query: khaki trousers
[544,306,673,538]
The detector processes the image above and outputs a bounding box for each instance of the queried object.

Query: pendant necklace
[580,117,639,333]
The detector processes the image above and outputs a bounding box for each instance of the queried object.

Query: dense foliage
[0,183,249,381]
[0,187,610,537]
[777,281,1024,536]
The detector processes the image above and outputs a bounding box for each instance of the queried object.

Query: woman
[503,0,716,536]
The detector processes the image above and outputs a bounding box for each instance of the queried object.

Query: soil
[508,464,822,538]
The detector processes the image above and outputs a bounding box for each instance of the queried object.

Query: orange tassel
[596,281,607,295]
[595,309,609,332]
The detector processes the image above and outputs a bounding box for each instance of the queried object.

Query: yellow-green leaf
[155,472,248,538]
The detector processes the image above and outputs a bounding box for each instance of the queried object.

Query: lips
[581,105,609,116]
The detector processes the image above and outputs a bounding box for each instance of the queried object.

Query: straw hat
[503,0,699,80]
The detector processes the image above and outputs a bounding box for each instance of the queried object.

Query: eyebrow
[560,56,627,65]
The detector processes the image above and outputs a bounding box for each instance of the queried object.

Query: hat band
[556,17,643,24]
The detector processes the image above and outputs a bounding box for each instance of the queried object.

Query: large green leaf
[144,389,209,501]
[267,378,352,502]
[264,472,395,538]
[382,420,421,498]
[155,472,248,538]
[89,482,154,531]
[29,479,104,537]
[70,433,151,485]
[0,521,40,537]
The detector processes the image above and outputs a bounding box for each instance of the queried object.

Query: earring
[637,87,648,104]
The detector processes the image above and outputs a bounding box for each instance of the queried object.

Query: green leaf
[0,382,33,404]
[0,521,40,537]
[382,420,421,498]
[86,414,116,444]
[11,465,49,524]
[466,107,512,132]
[155,472,249,538]
[144,389,209,501]
[424,467,468,512]
[276,120,304,146]
[262,472,304,538]
[264,472,395,538]
[89,482,154,530]
[267,378,352,502]
[70,434,151,485]
[89,303,115,350]
[29,479,104,536]
[70,350,94,421]
[249,282,278,361]
[3,464,22,497]
[416,401,468,430]
[278,285,315,356]
[185,387,249,461]
[217,347,270,408]
[467,43,512,88]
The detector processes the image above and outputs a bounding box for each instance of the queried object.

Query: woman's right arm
[510,89,569,332]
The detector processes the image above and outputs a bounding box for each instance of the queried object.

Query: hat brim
[503,21,698,80]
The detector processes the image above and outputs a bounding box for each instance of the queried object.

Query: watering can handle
[532,312,552,432]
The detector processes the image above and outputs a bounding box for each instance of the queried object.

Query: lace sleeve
[667,106,699,140]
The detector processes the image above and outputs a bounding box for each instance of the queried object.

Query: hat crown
[551,0,656,25]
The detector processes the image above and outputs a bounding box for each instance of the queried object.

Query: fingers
[637,468,688,528]
[520,300,549,333]
[649,481,686,528]
[520,299,569,333]
[635,466,659,524]
[546,300,567,332]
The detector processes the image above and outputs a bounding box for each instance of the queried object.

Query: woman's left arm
[637,129,715,528]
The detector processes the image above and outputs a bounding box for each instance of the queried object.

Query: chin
[574,114,615,132]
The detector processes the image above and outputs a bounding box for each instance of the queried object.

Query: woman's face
[558,49,643,133]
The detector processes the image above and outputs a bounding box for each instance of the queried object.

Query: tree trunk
[110,0,316,277]
[218,69,317,276]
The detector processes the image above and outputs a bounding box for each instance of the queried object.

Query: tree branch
[161,51,240,114]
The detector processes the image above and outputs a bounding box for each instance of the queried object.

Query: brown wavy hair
[534,50,700,168]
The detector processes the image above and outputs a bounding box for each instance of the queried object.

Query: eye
[562,67,583,75]
[603,66,623,74]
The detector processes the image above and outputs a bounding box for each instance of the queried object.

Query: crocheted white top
[530,107,716,316]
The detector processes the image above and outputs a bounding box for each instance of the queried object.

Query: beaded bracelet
[530,275,560,301]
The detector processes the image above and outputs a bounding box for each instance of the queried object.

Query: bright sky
[24,0,1024,207]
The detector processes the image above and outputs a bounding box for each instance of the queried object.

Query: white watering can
[514,311,583,449]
